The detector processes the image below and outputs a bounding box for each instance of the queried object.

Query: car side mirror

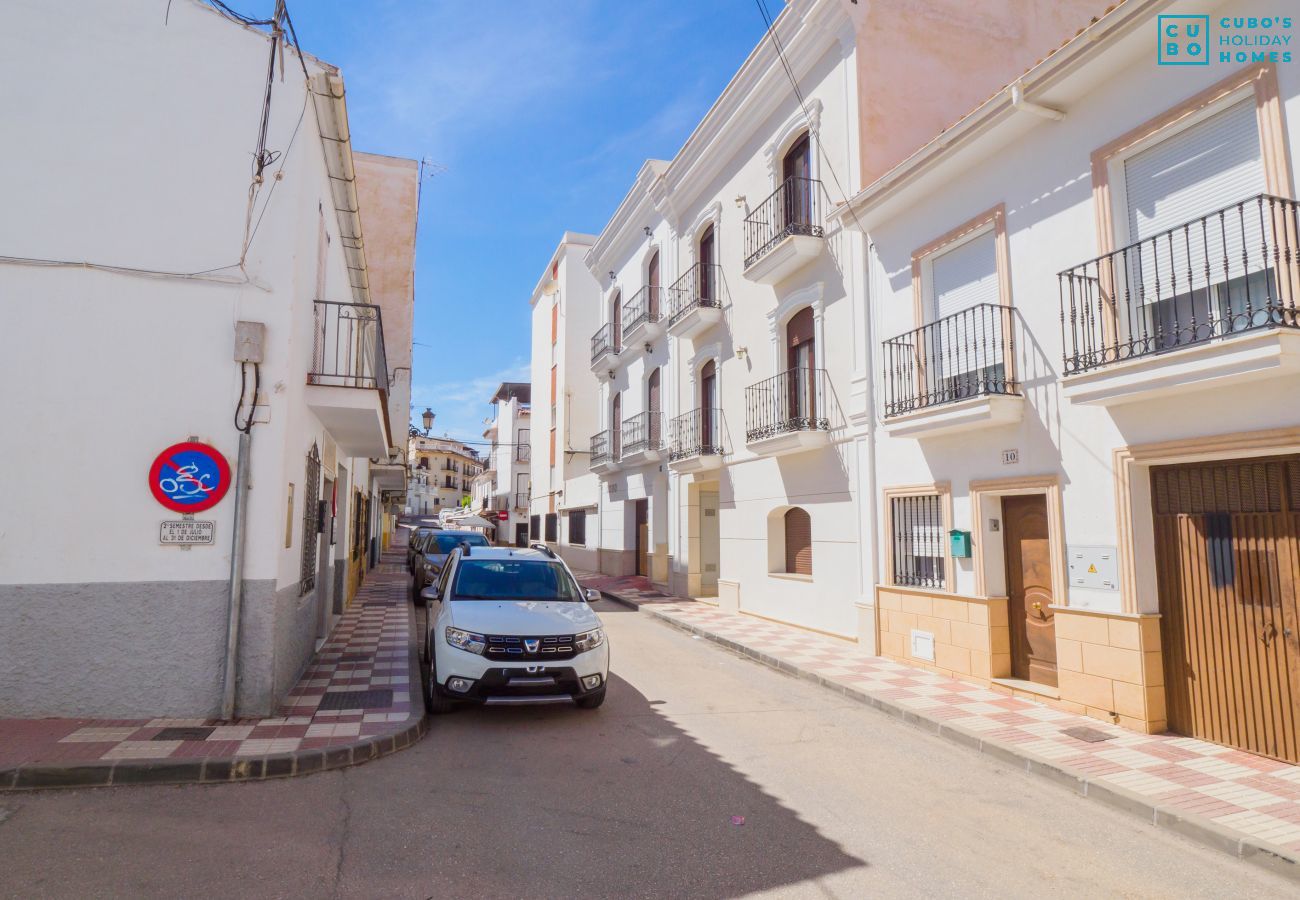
[421,585,441,603]
[585,588,601,603]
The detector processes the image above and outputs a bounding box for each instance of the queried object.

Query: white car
[419,543,609,712]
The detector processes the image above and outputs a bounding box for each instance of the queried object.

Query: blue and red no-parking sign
[149,441,232,513]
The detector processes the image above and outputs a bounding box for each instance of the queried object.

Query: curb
[1,595,429,792]
[593,585,1300,882]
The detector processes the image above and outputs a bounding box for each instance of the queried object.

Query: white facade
[0,0,413,717]
[483,383,532,545]
[528,234,603,569]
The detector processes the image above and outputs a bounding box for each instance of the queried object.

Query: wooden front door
[781,134,812,228]
[787,307,815,423]
[1003,495,1058,686]
[698,227,715,302]
[1153,456,1300,763]
[647,251,660,320]
[635,499,649,577]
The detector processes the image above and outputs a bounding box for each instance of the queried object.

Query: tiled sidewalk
[1,533,424,790]
[578,571,1300,875]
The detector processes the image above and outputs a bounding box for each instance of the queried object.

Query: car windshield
[450,560,582,602]
[431,533,489,554]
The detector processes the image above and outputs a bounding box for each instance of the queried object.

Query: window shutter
[784,507,812,576]
[931,231,998,321]
[1123,99,1265,303]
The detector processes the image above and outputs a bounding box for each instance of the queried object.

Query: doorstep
[0,532,426,791]
[579,574,1300,880]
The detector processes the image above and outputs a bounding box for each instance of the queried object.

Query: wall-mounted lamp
[643,226,652,237]
[734,195,746,208]
[608,271,616,283]
[643,342,652,354]
[608,370,615,381]
[735,346,748,360]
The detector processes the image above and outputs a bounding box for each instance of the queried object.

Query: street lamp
[422,408,435,436]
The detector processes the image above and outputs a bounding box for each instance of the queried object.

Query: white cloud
[409,357,530,445]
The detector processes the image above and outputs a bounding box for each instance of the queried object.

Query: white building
[0,0,415,718]
[480,383,532,545]
[838,0,1300,757]
[527,234,603,568]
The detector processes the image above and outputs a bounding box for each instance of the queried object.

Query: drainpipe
[221,428,252,721]
[1008,82,1065,121]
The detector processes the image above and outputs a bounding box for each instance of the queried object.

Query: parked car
[419,544,608,712]
[412,530,490,600]
[406,526,441,574]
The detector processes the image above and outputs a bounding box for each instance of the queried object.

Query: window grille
[300,445,321,595]
[890,494,945,588]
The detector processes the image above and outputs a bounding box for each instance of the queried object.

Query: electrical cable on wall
[233,361,261,433]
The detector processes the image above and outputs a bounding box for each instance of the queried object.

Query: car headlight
[574,628,605,653]
[445,627,486,655]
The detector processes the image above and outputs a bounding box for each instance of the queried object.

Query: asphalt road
[0,598,1293,899]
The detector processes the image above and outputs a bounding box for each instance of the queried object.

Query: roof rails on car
[458,540,472,557]
[529,542,556,559]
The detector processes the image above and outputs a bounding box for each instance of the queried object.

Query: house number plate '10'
[160,520,215,545]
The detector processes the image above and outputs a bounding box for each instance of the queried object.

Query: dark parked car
[413,530,490,602]
[407,526,441,573]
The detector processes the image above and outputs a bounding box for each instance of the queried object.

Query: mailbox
[949,529,972,559]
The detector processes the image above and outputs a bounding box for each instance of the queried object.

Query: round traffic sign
[149,441,232,513]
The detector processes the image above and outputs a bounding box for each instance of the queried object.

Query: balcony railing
[514,492,528,509]
[309,300,388,391]
[669,408,724,461]
[515,445,531,463]
[667,263,722,325]
[744,176,823,270]
[882,304,1018,418]
[1059,193,1300,375]
[591,429,615,466]
[591,323,618,362]
[622,285,663,335]
[621,411,665,456]
[744,368,830,443]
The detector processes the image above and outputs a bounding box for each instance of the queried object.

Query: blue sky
[291,1,771,444]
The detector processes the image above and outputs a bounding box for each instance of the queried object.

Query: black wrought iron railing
[667,263,723,326]
[622,285,663,335]
[882,303,1018,418]
[591,430,614,466]
[309,300,388,391]
[1059,193,1300,375]
[744,368,830,443]
[669,408,724,461]
[621,411,665,456]
[515,445,531,463]
[514,492,529,509]
[591,323,618,362]
[744,176,824,269]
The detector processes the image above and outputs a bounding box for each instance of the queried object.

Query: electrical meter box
[1068,545,1119,591]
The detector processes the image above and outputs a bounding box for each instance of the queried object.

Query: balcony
[590,429,620,475]
[514,492,529,510]
[668,407,724,473]
[591,323,620,370]
[743,176,824,284]
[622,285,665,349]
[515,444,531,463]
[881,303,1023,438]
[619,411,665,468]
[1059,194,1300,406]
[744,368,831,457]
[306,300,390,456]
[666,263,724,340]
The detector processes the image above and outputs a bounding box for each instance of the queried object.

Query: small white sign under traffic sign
[160,520,215,545]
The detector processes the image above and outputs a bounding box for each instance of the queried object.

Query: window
[530,514,541,540]
[300,446,321,595]
[610,291,622,350]
[549,428,556,467]
[545,513,558,542]
[550,365,557,406]
[890,494,946,589]
[551,302,558,344]
[784,507,812,575]
[568,510,587,547]
[927,229,1002,391]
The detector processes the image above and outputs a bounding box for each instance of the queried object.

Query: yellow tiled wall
[1054,608,1166,733]
[876,587,1009,681]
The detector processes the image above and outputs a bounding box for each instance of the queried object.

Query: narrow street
[0,598,1291,899]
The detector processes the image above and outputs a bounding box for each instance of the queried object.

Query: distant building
[408,437,481,515]
[480,383,532,545]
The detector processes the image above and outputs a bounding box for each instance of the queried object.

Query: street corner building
[530,0,1300,764]
[0,0,418,719]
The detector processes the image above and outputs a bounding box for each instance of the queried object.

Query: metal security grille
[545,513,558,542]
[890,494,945,588]
[300,445,321,595]
[784,507,812,575]
[529,515,540,541]
[568,510,586,546]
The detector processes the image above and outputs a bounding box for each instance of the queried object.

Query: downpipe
[221,429,253,720]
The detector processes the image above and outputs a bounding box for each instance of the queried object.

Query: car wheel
[424,659,455,715]
[575,687,606,710]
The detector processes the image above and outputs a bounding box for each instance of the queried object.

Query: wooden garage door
[1152,456,1300,763]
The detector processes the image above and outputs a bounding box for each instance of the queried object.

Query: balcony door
[698,227,715,302]
[700,361,717,451]
[1122,98,1268,350]
[647,368,661,447]
[787,307,815,424]
[928,230,1002,401]
[647,251,660,320]
[610,291,622,351]
[611,392,621,459]
[781,133,812,230]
